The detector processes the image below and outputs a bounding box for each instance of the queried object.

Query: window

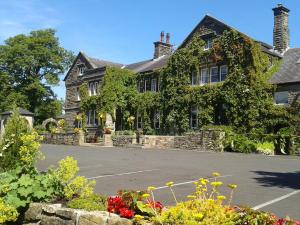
[274,91,289,105]
[220,65,228,81]
[76,87,80,101]
[95,82,99,95]
[204,39,212,50]
[89,83,94,96]
[145,79,151,91]
[190,106,198,129]
[139,80,144,93]
[137,114,143,129]
[87,110,98,126]
[200,68,209,85]
[154,112,160,129]
[210,67,219,83]
[151,78,157,92]
[78,65,85,75]
[190,71,198,86]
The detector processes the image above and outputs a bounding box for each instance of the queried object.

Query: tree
[0,29,74,123]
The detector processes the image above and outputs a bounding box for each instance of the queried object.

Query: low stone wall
[41,132,84,146]
[141,130,225,152]
[23,203,132,225]
[143,135,175,149]
[174,130,225,151]
[112,135,136,147]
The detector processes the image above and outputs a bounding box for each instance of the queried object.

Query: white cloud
[0,0,62,41]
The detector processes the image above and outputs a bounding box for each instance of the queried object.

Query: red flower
[107,196,126,214]
[119,207,135,219]
[148,200,163,211]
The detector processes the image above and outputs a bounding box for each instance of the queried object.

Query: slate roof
[125,55,170,73]
[269,48,300,84]
[87,56,123,69]
[1,108,34,116]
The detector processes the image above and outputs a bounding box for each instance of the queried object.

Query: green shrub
[0,197,19,224]
[67,194,107,211]
[0,109,31,171]
[257,142,275,155]
[230,134,258,153]
[0,167,58,210]
[234,207,276,225]
[115,130,136,136]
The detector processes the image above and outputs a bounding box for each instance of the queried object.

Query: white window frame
[210,66,219,83]
[200,68,209,85]
[204,39,212,50]
[191,71,197,86]
[190,106,198,129]
[274,91,289,105]
[220,65,228,82]
[151,78,157,92]
[78,65,85,76]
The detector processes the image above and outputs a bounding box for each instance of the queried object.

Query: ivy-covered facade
[64,4,299,138]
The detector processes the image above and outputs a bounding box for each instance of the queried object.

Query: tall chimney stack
[153,31,173,59]
[166,33,170,44]
[273,4,290,54]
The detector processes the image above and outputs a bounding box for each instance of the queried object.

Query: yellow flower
[193,181,198,186]
[166,181,174,187]
[211,181,223,187]
[199,178,209,185]
[142,193,150,199]
[212,172,221,177]
[217,195,227,201]
[193,213,204,221]
[134,215,144,221]
[228,184,238,189]
[147,186,156,191]
[187,195,196,199]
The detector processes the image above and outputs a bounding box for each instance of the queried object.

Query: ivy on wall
[78,30,292,135]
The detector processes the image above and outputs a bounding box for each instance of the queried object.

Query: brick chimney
[273,4,290,54]
[154,31,173,59]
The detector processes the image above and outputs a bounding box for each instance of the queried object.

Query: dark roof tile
[269,48,300,84]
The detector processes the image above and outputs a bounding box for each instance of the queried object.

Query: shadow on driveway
[252,171,300,190]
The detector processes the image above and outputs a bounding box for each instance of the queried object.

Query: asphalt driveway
[38,144,300,220]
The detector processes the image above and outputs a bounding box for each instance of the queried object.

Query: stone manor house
[64,4,300,136]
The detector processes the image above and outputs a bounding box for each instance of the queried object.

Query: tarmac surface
[39,144,300,220]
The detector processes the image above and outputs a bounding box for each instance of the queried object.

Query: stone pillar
[273,4,290,54]
[104,134,113,147]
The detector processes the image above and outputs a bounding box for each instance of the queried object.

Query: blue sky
[0,0,299,100]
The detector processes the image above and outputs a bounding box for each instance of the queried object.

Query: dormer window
[204,38,213,50]
[78,65,85,76]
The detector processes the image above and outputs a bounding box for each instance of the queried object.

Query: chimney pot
[166,33,170,44]
[160,31,165,42]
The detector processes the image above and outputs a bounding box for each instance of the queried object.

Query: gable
[179,15,230,49]
[63,52,94,82]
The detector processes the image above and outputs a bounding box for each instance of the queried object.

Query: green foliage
[67,194,107,211]
[234,207,276,225]
[0,197,19,224]
[257,142,275,155]
[0,167,58,210]
[0,110,32,171]
[0,29,74,122]
[115,130,136,136]
[52,156,96,200]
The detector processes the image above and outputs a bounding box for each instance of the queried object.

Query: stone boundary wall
[141,130,225,151]
[23,203,132,225]
[112,135,136,147]
[143,135,175,149]
[41,132,84,145]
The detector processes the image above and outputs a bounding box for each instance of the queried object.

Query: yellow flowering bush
[53,156,96,199]
[0,197,19,224]
[19,132,44,167]
[152,173,238,225]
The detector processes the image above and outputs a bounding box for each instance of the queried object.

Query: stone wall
[142,136,175,149]
[112,135,136,147]
[140,130,225,151]
[41,132,84,146]
[23,203,132,225]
